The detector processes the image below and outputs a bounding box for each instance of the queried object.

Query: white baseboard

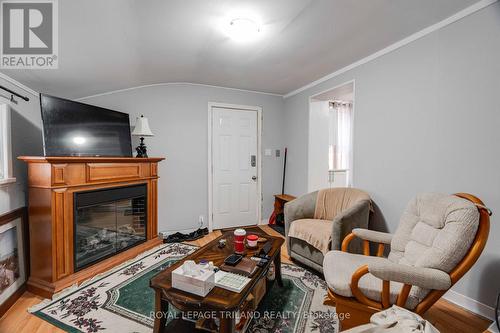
[259,219,269,225]
[488,322,499,333]
[443,289,496,321]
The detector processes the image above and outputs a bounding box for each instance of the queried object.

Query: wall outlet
[276,149,281,157]
[199,215,204,227]
[159,231,169,239]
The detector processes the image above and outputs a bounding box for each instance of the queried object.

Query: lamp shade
[132,115,154,137]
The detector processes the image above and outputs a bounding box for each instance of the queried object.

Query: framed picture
[0,208,28,317]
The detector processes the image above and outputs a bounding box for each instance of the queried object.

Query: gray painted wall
[81,84,285,233]
[283,3,500,309]
[0,77,43,216]
[2,0,498,313]
[0,78,284,236]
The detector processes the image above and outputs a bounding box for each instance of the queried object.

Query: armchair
[284,188,371,272]
[323,193,491,330]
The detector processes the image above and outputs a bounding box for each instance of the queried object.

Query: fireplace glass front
[74,184,147,270]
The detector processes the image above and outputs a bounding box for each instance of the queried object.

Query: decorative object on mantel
[132,115,154,158]
[0,207,28,318]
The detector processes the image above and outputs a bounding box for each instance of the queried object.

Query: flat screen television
[40,94,133,157]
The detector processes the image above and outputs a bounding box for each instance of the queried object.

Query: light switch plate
[264,149,272,156]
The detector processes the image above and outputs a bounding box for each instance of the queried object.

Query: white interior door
[211,106,258,229]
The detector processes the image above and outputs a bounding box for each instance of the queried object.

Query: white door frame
[208,102,262,232]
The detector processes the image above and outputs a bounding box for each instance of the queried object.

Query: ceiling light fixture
[226,17,260,42]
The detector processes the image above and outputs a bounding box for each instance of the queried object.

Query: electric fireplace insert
[74,184,147,271]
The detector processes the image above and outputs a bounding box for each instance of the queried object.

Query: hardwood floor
[0,225,492,333]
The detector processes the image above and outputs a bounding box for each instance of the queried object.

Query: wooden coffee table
[150,227,284,333]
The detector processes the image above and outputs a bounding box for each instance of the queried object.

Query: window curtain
[332,102,353,186]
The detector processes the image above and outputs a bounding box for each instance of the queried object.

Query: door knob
[252,176,257,181]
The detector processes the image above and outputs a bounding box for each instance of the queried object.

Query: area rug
[30,243,338,333]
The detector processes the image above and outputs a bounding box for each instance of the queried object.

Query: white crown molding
[284,0,498,99]
[77,82,283,101]
[1,0,496,101]
[0,72,38,97]
[443,289,496,321]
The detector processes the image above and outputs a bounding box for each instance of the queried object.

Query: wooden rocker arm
[350,264,412,310]
[342,229,393,256]
[350,260,451,310]
[350,265,383,309]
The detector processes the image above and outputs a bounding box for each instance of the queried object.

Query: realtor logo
[0,0,58,68]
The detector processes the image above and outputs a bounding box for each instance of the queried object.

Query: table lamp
[132,115,154,158]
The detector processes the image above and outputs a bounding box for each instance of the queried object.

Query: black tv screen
[40,94,133,157]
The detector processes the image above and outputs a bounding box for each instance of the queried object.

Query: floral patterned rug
[30,243,338,333]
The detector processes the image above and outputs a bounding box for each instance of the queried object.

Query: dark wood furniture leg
[219,313,236,333]
[153,290,168,333]
[275,248,283,287]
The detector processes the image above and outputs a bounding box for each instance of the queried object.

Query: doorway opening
[308,81,354,192]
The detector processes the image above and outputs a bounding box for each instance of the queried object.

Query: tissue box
[172,264,215,297]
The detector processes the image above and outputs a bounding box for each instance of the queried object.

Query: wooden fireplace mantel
[19,156,165,163]
[19,156,165,298]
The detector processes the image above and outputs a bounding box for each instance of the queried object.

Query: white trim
[207,102,263,232]
[0,72,38,96]
[0,177,16,186]
[349,80,356,187]
[0,217,26,305]
[307,80,355,191]
[284,0,498,99]
[443,289,495,321]
[0,104,15,183]
[259,219,268,225]
[309,79,356,104]
[77,82,282,101]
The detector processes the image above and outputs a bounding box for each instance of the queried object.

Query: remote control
[259,241,272,256]
[250,256,269,267]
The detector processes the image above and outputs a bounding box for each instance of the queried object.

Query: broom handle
[282,148,287,195]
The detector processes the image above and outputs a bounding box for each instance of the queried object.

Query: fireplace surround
[19,156,164,298]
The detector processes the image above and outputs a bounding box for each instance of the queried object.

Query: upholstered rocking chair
[322,193,491,330]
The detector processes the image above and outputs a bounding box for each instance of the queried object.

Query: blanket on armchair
[288,188,371,254]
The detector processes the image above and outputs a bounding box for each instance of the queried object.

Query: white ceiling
[1,0,482,99]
